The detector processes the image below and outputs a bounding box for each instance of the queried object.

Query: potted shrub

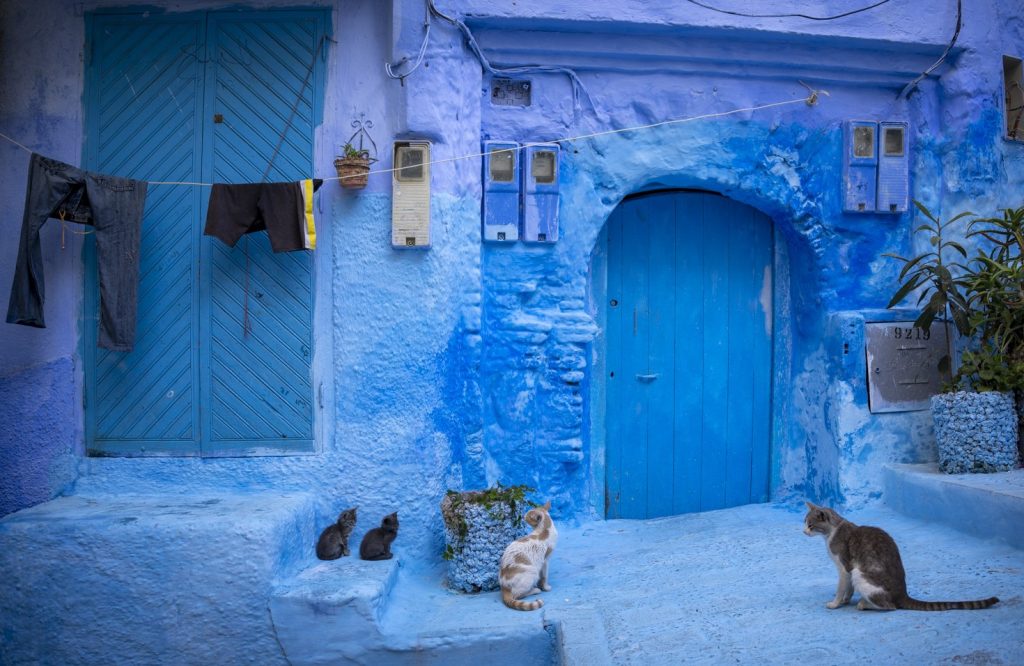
[886,201,1022,473]
[333,143,372,189]
[440,483,534,593]
[961,204,1024,466]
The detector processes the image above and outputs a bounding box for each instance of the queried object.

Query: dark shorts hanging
[204,179,322,252]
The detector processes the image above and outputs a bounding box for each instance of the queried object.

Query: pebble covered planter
[931,391,1020,473]
[440,485,533,593]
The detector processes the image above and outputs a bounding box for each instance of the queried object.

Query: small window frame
[1003,55,1023,142]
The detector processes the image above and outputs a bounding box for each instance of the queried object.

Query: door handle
[635,373,659,382]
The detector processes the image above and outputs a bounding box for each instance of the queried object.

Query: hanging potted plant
[333,143,372,189]
[885,201,1023,473]
[333,117,378,190]
[440,483,535,593]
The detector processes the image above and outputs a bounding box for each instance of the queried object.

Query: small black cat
[316,507,358,560]
[359,511,399,561]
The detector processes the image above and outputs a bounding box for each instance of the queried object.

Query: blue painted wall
[2,0,1023,549]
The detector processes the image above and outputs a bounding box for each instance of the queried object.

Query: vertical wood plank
[700,194,730,511]
[673,193,704,515]
[605,208,624,518]
[619,197,651,517]
[725,203,755,508]
[749,210,774,503]
[646,194,676,518]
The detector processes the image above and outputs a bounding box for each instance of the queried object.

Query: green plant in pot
[962,204,1024,464]
[333,143,372,189]
[885,201,1022,473]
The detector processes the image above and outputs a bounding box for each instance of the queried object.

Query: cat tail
[899,596,999,611]
[501,588,543,611]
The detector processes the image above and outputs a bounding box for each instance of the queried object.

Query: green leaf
[913,200,937,222]
[887,278,923,308]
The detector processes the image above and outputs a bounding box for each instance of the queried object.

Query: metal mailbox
[865,321,951,413]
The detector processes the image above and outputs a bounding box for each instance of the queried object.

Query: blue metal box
[876,121,909,214]
[482,141,520,242]
[842,121,878,213]
[522,143,560,243]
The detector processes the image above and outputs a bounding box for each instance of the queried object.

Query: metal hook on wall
[344,115,379,162]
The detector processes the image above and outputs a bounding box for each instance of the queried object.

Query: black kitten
[359,511,399,561]
[316,507,358,560]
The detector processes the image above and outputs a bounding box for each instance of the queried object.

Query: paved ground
[385,501,1024,665]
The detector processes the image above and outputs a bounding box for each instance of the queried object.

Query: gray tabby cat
[803,501,999,611]
[316,507,357,560]
[498,500,557,611]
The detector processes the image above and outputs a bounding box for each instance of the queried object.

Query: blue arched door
[605,190,773,518]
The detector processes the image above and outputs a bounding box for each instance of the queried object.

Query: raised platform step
[0,491,317,666]
[270,559,561,665]
[270,556,401,663]
[882,463,1024,549]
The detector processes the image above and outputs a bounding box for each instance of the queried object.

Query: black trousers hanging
[6,153,148,351]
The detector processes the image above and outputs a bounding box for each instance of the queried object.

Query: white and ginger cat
[804,501,999,611]
[498,500,557,611]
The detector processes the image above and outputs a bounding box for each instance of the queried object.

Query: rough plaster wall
[0,359,78,515]
[468,0,1024,513]
[1,0,1023,552]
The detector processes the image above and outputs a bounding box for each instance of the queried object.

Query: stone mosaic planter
[931,391,1020,474]
[440,486,532,593]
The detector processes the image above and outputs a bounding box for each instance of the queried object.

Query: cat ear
[542,500,551,511]
[804,500,817,510]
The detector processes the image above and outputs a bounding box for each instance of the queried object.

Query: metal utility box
[521,143,560,243]
[391,141,431,249]
[482,141,520,242]
[865,321,951,413]
[876,121,909,213]
[842,121,878,213]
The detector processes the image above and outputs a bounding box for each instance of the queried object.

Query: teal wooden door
[84,10,327,456]
[605,191,773,518]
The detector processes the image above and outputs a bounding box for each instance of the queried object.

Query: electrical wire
[385,16,432,81]
[899,0,962,98]
[682,0,893,21]
[405,0,594,114]
[0,87,827,187]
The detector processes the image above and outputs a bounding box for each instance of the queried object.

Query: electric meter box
[522,143,560,243]
[482,141,520,242]
[876,121,909,214]
[391,141,431,249]
[842,121,878,213]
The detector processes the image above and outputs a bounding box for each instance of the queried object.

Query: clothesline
[0,87,827,187]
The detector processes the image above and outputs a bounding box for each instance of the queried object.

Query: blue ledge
[0,491,317,666]
[882,462,1024,549]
